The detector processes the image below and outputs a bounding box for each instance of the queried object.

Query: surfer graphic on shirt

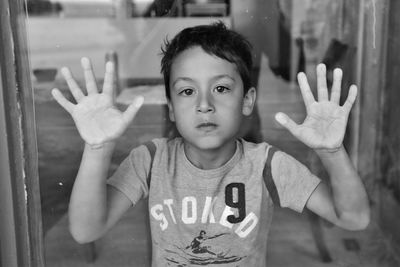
[186,230,226,255]
[163,230,245,265]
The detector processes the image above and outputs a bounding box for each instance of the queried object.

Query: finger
[297,72,315,108]
[275,112,300,136]
[316,63,329,101]
[102,61,115,96]
[51,88,75,114]
[342,85,358,112]
[122,96,144,125]
[81,57,98,95]
[330,68,343,104]
[60,67,85,102]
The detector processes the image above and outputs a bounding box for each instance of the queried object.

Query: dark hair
[161,22,253,99]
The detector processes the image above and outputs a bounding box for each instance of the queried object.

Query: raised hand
[275,64,357,152]
[52,57,144,148]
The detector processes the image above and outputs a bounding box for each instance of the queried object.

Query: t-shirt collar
[180,139,242,179]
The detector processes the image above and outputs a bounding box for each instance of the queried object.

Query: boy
[51,22,370,266]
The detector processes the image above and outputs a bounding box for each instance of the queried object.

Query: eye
[214,86,230,94]
[179,88,194,96]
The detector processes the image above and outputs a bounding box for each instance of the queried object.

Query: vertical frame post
[0,0,44,266]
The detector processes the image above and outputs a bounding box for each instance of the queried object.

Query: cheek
[217,97,244,114]
[173,112,185,124]
[170,104,191,125]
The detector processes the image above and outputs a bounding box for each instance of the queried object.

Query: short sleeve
[107,144,152,205]
[271,151,321,212]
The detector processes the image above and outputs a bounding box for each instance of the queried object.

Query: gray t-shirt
[108,138,320,266]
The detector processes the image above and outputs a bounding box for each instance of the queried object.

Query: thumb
[122,96,144,125]
[275,112,299,135]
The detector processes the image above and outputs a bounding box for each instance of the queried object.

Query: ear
[167,100,176,122]
[242,87,256,116]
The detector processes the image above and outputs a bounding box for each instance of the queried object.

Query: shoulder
[239,138,270,150]
[239,139,273,160]
[138,137,183,165]
[269,149,315,187]
[238,139,304,166]
[124,138,171,162]
[134,138,175,153]
[239,139,310,173]
[270,149,303,170]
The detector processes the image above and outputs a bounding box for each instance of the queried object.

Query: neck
[184,141,237,170]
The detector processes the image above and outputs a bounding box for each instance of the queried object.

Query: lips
[196,122,218,131]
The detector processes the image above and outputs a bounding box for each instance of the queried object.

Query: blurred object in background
[54,0,116,18]
[142,0,177,17]
[33,68,58,82]
[183,0,229,17]
[25,0,63,16]
[25,0,232,18]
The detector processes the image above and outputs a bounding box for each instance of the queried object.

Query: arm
[307,146,370,230]
[68,143,134,243]
[275,64,370,230]
[52,58,144,243]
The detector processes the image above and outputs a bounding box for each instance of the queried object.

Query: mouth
[196,122,218,131]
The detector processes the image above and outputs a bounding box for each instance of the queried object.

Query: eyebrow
[172,75,236,87]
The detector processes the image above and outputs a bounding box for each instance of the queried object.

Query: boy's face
[168,46,256,152]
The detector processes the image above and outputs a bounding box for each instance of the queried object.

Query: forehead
[170,46,240,82]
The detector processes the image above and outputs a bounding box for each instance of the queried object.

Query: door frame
[0,0,44,266]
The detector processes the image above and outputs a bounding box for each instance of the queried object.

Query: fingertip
[134,95,144,108]
[81,57,91,67]
[51,88,71,111]
[297,72,306,80]
[105,61,114,72]
[123,96,144,123]
[350,84,358,91]
[317,63,326,72]
[350,85,358,98]
[60,67,69,76]
[333,68,343,77]
[275,112,287,125]
[51,88,58,97]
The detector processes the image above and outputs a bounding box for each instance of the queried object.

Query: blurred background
[1,0,400,266]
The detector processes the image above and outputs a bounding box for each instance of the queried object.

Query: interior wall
[382,0,400,205]
[379,0,400,247]
[28,17,230,81]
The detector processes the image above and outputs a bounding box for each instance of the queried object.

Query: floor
[40,55,400,267]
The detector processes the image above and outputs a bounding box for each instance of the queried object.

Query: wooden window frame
[0,0,44,266]
[0,0,391,266]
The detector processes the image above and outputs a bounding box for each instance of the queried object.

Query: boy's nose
[196,93,215,113]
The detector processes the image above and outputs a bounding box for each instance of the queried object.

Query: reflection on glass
[27,1,230,266]
[24,0,400,266]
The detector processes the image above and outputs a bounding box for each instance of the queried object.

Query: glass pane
[23,0,400,266]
